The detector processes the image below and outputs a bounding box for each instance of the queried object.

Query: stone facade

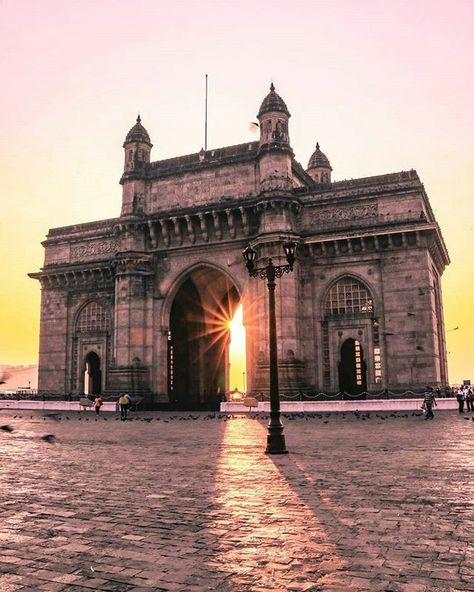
[30,85,450,405]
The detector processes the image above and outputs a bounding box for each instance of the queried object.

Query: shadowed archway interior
[168,267,239,409]
[338,338,367,395]
[84,351,102,395]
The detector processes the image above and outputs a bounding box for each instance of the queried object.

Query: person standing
[118,393,129,420]
[456,387,465,413]
[93,395,103,416]
[423,386,437,420]
[466,387,474,412]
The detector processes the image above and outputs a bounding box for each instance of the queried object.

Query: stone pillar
[107,252,153,401]
[248,244,307,398]
[37,286,68,394]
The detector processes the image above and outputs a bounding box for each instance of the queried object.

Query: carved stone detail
[211,211,222,240]
[70,240,120,261]
[310,204,378,226]
[114,252,153,276]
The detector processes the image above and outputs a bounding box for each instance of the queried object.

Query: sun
[228,304,247,392]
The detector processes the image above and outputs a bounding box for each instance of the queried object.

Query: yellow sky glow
[228,305,247,392]
[0,1,473,384]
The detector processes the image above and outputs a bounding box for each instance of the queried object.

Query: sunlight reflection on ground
[213,418,347,590]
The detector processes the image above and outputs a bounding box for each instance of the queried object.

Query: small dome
[308,142,332,170]
[124,115,152,145]
[257,83,290,119]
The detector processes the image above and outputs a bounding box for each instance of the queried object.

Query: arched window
[324,277,374,317]
[76,301,110,333]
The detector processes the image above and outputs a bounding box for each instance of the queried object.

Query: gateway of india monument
[30,84,450,407]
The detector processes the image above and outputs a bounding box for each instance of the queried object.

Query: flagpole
[205,74,208,151]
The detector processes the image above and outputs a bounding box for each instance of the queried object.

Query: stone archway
[167,266,240,409]
[84,351,102,395]
[338,338,367,396]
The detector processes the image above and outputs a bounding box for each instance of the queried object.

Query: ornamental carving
[310,204,378,225]
[70,240,120,261]
[114,253,153,276]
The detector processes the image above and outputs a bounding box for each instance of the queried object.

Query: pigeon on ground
[0,425,14,432]
[41,434,57,444]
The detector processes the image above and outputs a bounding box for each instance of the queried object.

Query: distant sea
[0,365,38,393]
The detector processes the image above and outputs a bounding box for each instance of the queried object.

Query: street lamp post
[242,240,297,454]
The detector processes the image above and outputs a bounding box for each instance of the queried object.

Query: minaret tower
[120,115,153,216]
[257,83,293,192]
[307,142,332,184]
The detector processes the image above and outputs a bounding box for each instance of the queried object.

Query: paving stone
[0,409,473,590]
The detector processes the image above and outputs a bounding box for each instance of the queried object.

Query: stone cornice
[29,261,115,290]
[302,225,449,271]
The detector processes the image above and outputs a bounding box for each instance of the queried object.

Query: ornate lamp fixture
[242,238,298,454]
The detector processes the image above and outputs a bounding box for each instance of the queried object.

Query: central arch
[167,266,240,409]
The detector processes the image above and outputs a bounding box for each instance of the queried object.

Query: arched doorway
[338,338,367,395]
[168,267,241,409]
[84,351,102,395]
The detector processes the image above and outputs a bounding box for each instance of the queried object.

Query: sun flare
[228,304,247,392]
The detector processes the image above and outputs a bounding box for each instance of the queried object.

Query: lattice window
[373,319,382,384]
[324,278,374,316]
[322,322,330,387]
[76,301,110,333]
[71,338,78,389]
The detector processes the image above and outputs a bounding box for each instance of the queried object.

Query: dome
[124,115,152,146]
[307,142,332,170]
[257,83,290,119]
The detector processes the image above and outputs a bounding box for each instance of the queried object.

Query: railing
[254,388,453,401]
[0,392,118,402]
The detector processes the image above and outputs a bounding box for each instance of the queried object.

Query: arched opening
[73,301,110,395]
[167,267,242,409]
[322,276,375,392]
[84,351,102,395]
[338,338,367,395]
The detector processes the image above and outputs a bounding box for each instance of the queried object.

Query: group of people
[422,384,474,420]
[456,385,474,413]
[92,393,132,419]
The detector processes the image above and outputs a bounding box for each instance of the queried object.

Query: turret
[120,115,152,216]
[307,142,332,184]
[123,115,152,173]
[257,83,293,192]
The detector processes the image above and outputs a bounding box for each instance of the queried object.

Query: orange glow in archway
[228,304,247,393]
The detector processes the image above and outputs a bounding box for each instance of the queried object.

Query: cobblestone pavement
[0,408,473,592]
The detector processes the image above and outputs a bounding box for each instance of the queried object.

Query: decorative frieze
[70,240,120,261]
[310,204,378,227]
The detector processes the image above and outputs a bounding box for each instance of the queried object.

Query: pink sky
[1,0,473,382]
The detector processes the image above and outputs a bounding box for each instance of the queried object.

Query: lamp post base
[265,431,288,454]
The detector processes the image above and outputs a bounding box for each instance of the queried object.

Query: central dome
[257,83,290,118]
